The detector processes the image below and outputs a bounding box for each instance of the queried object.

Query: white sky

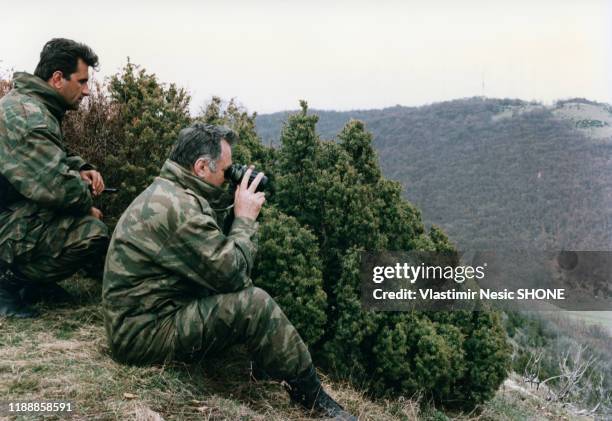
[1,0,610,114]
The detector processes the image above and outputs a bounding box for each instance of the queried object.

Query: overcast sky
[1,0,610,114]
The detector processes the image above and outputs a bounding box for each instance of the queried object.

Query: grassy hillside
[0,277,599,421]
[566,311,612,335]
[1,72,609,419]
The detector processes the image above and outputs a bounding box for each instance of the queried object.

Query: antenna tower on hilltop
[481,71,485,98]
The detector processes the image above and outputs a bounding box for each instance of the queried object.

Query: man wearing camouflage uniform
[0,38,109,317]
[103,124,356,420]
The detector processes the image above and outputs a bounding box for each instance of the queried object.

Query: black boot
[20,281,73,305]
[286,366,357,420]
[0,264,39,318]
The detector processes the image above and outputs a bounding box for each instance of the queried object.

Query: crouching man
[0,38,109,318]
[102,123,356,420]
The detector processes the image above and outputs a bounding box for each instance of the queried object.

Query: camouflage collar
[160,160,233,208]
[12,72,70,121]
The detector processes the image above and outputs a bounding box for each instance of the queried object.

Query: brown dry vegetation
[0,81,10,98]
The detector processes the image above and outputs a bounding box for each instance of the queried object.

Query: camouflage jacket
[0,72,94,263]
[102,159,259,354]
[0,72,92,213]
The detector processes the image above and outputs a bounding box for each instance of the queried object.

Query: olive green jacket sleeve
[65,152,93,172]
[158,213,258,293]
[0,124,92,214]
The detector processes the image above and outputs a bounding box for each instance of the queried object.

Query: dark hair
[169,123,237,170]
[34,38,99,81]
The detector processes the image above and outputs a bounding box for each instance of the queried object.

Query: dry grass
[469,374,595,421]
[0,277,598,420]
[0,277,421,421]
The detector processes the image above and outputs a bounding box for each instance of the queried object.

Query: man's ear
[193,158,209,178]
[48,71,65,89]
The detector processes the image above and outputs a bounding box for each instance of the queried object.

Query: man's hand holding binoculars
[233,166,266,221]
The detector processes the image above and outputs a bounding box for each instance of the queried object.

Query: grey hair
[169,123,237,170]
[197,154,217,172]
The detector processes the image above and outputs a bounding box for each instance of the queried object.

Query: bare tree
[540,344,597,402]
[523,349,544,389]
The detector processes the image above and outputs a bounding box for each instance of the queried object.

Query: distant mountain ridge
[256,97,612,250]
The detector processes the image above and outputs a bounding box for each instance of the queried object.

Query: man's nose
[82,84,90,96]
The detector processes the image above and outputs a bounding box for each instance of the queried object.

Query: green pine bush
[272,101,510,408]
[252,206,327,345]
[63,61,191,221]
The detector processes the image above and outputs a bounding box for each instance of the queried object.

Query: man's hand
[234,166,266,220]
[89,206,103,220]
[80,170,105,196]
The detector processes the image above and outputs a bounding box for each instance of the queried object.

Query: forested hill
[256,97,612,250]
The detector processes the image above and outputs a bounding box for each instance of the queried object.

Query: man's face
[51,58,90,109]
[200,139,232,187]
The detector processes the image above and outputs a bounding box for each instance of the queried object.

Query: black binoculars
[224,164,268,192]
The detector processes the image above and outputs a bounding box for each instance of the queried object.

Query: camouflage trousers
[0,202,109,284]
[111,287,313,381]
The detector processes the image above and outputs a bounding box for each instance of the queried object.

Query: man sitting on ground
[102,123,356,420]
